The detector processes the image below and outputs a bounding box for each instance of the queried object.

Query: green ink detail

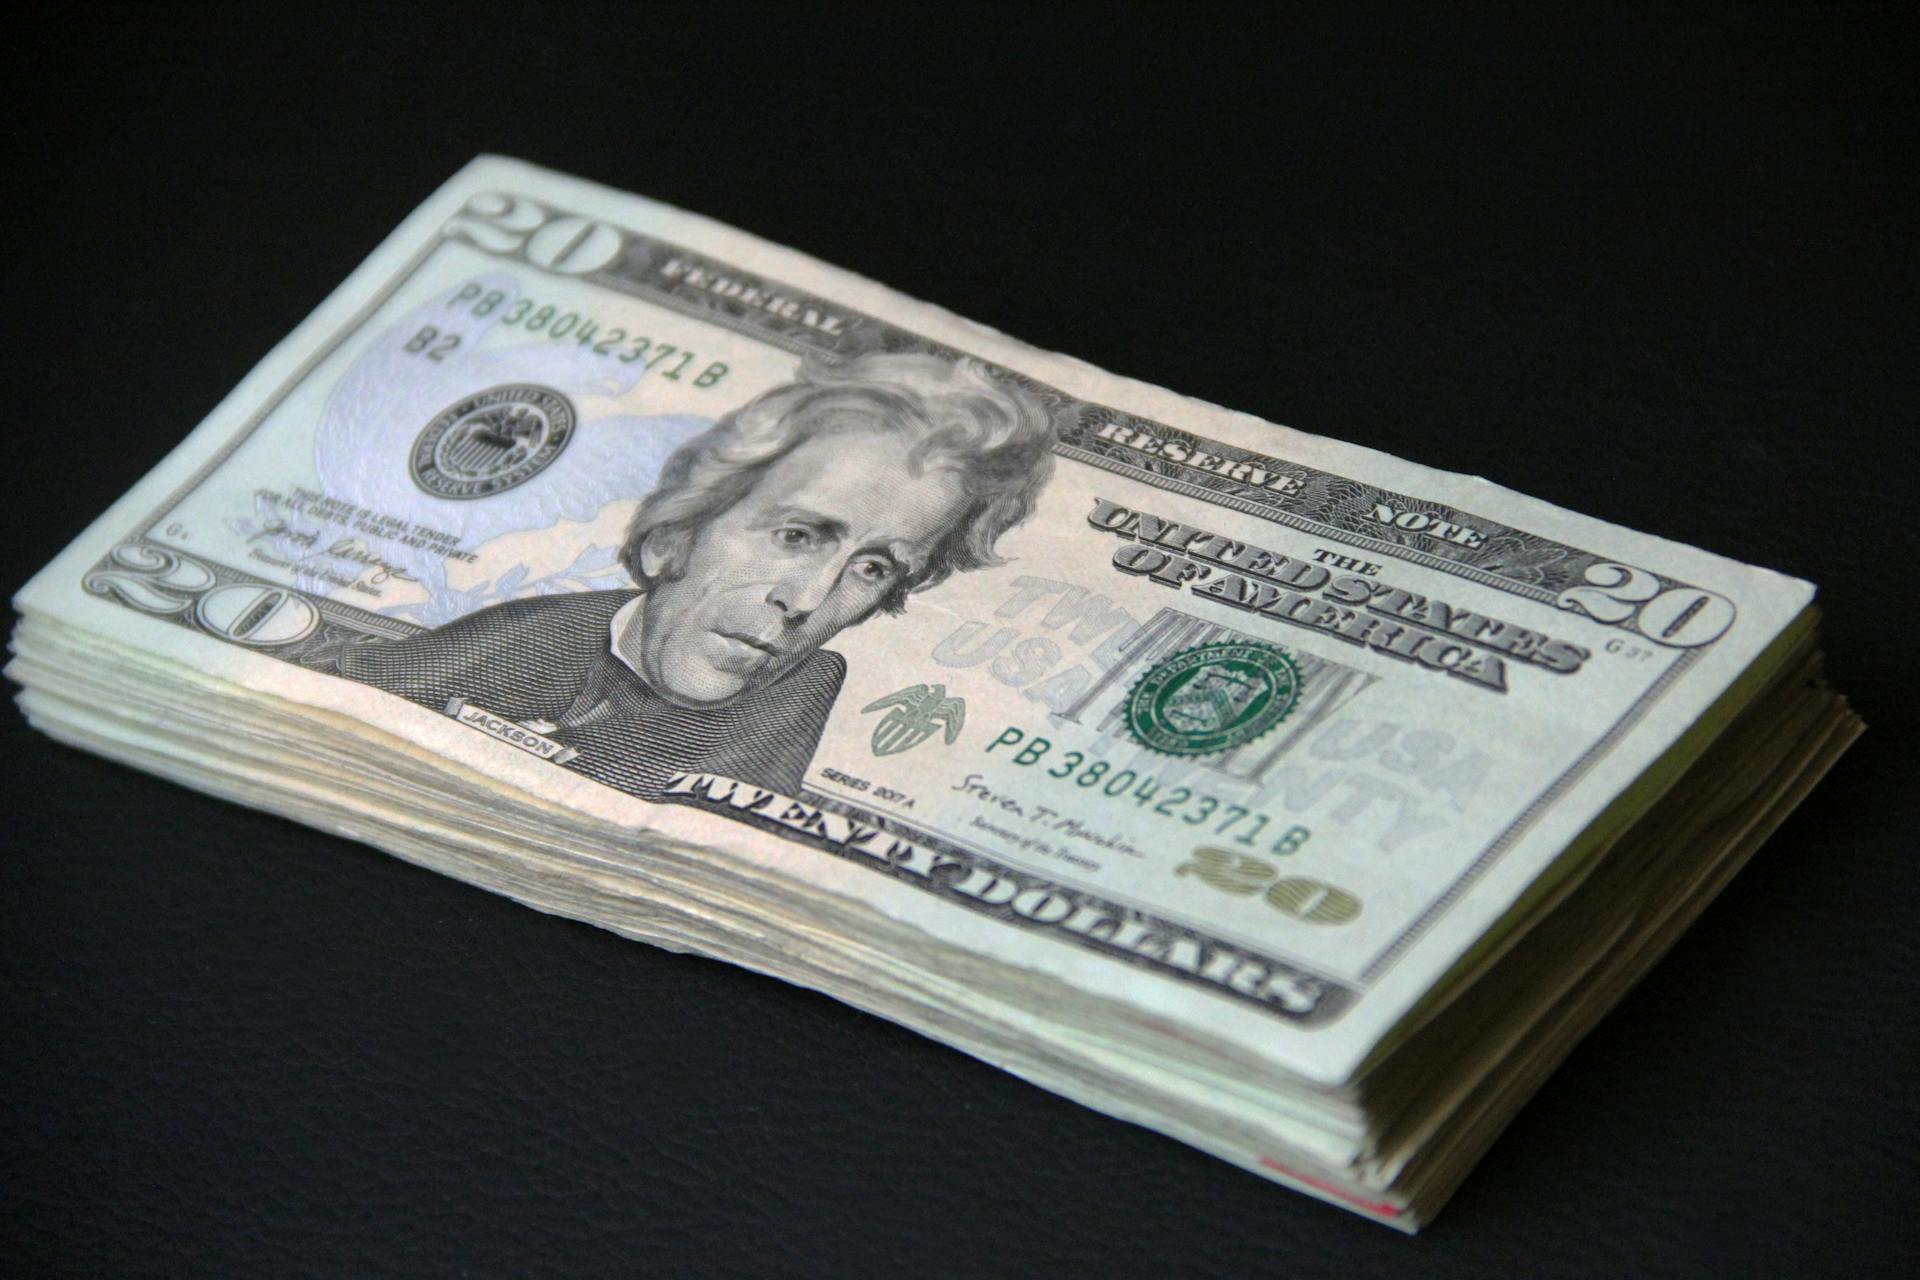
[861,683,967,757]
[1126,641,1302,757]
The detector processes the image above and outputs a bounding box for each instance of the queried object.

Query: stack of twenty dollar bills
[8,158,1860,1229]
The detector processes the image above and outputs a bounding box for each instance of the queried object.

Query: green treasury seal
[1126,641,1302,756]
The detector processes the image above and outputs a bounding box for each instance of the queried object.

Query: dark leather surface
[4,7,1913,1276]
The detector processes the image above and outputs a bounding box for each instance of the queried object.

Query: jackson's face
[633,431,971,707]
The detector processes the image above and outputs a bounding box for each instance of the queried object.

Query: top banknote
[21,156,1816,1085]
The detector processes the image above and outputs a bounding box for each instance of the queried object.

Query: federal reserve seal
[1126,641,1302,756]
[410,384,576,499]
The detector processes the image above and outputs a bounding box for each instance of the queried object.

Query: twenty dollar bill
[10,157,1856,1228]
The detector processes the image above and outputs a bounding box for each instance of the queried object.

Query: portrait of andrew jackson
[340,352,1057,799]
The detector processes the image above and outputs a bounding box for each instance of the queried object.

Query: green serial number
[437,282,730,387]
[984,726,1310,855]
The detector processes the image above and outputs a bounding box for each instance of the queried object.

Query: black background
[5,5,1915,1276]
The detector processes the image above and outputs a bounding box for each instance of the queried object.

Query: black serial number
[424,282,730,388]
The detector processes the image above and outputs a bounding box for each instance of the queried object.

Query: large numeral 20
[84,543,318,646]
[1557,561,1734,647]
[444,193,624,275]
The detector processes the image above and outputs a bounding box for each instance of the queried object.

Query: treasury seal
[1126,641,1302,756]
[410,384,576,499]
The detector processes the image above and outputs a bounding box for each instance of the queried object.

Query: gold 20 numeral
[1175,847,1359,926]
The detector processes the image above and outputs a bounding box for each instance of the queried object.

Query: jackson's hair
[620,352,1056,613]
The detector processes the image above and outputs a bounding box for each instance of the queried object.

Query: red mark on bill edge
[1257,1158,1403,1219]
[1140,1019,1215,1051]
